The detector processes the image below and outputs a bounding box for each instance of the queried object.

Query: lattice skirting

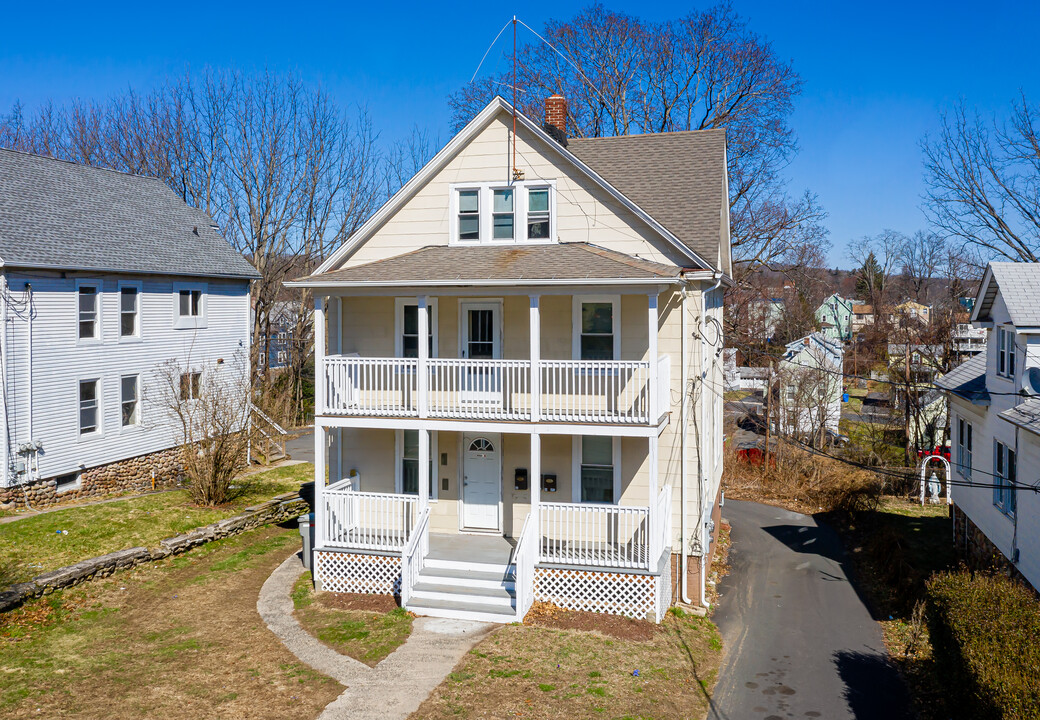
[534,566,666,621]
[314,550,401,595]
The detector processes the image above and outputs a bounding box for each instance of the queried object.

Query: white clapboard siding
[2,271,250,485]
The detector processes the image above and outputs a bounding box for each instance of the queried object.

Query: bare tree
[924,95,1040,262]
[898,230,945,302]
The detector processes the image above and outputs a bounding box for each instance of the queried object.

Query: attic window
[452,182,555,244]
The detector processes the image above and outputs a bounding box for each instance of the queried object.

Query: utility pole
[764,358,772,464]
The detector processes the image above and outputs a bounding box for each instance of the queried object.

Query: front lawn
[291,573,413,667]
[0,462,313,582]
[0,524,341,719]
[414,606,722,719]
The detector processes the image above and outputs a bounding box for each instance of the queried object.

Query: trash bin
[298,512,315,571]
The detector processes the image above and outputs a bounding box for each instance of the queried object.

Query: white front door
[462,434,501,531]
[460,301,501,406]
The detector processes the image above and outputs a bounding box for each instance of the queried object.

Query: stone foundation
[0,447,183,510]
[951,503,1027,586]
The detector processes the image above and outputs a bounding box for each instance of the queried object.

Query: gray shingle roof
[977,263,1040,327]
[1000,398,1040,435]
[567,130,727,273]
[0,149,258,279]
[935,351,990,405]
[295,242,684,287]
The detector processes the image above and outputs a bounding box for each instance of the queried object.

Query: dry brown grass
[0,525,342,719]
[722,442,882,515]
[412,607,722,720]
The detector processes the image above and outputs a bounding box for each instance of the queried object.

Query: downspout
[699,272,723,607]
[25,283,34,481]
[0,272,7,489]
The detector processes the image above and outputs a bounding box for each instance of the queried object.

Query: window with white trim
[179,371,201,401]
[79,379,100,435]
[457,189,480,240]
[451,183,554,244]
[956,417,972,478]
[121,375,140,427]
[576,298,619,361]
[78,284,99,339]
[120,286,139,337]
[492,188,514,240]
[994,439,1017,516]
[397,429,437,498]
[395,299,437,358]
[173,282,207,329]
[179,289,202,317]
[579,435,615,503]
[997,326,1016,379]
[527,187,550,239]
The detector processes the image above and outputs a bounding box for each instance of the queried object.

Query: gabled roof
[784,331,843,359]
[999,398,1040,435]
[567,131,728,274]
[312,97,728,278]
[290,242,685,288]
[0,149,258,280]
[972,262,1040,329]
[935,351,990,405]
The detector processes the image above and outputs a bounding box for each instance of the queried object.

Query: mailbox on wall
[541,474,557,493]
[514,468,529,490]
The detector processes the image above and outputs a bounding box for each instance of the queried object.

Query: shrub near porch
[414,606,722,720]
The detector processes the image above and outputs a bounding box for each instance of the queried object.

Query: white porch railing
[513,512,538,621]
[400,507,431,606]
[427,358,531,420]
[540,360,652,423]
[322,485,418,551]
[538,502,652,570]
[656,355,671,423]
[324,356,419,417]
[651,485,672,565]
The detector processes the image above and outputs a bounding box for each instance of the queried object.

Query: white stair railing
[322,487,418,551]
[538,502,652,570]
[513,513,538,621]
[400,507,431,606]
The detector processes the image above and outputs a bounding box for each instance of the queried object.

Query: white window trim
[996,325,1017,379]
[394,429,439,500]
[394,298,439,358]
[572,295,622,361]
[457,298,503,359]
[571,435,621,504]
[75,279,103,344]
[448,181,557,246]
[77,376,102,440]
[117,280,143,341]
[956,415,972,479]
[119,373,141,430]
[993,438,1017,517]
[172,281,208,330]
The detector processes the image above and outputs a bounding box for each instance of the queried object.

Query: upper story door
[460,301,502,406]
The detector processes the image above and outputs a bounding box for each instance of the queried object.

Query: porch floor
[428,533,515,566]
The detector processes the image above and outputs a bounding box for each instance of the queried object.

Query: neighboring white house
[775,332,844,440]
[287,95,730,623]
[0,149,258,508]
[937,262,1040,592]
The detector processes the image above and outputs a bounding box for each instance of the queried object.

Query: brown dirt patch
[315,589,401,613]
[523,601,659,641]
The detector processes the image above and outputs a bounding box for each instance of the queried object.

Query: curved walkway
[258,553,493,720]
[710,500,912,720]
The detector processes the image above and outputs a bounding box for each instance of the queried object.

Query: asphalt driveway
[710,500,912,720]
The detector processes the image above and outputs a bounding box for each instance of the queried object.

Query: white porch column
[530,432,541,550]
[648,292,659,424]
[418,428,430,512]
[417,295,429,418]
[530,295,541,423]
[314,295,326,416]
[331,297,344,485]
[649,433,660,564]
[314,423,327,545]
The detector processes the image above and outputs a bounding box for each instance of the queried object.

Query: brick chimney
[544,94,567,144]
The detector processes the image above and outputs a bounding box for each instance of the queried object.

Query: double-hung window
[579,435,615,503]
[577,299,618,360]
[492,188,514,240]
[994,440,1017,516]
[997,326,1017,378]
[173,282,207,329]
[120,286,139,337]
[79,379,99,435]
[121,375,140,427]
[452,183,554,243]
[527,187,550,239]
[179,371,201,401]
[458,189,480,240]
[179,289,202,317]
[397,300,436,358]
[78,284,99,340]
[399,429,436,497]
[956,417,972,478]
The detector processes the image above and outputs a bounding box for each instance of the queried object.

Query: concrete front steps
[406,557,517,623]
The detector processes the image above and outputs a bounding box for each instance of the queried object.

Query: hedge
[926,570,1040,719]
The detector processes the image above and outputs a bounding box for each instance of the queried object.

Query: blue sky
[2,1,1038,267]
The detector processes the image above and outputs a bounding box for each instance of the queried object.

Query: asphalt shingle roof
[999,398,1040,436]
[979,263,1040,327]
[300,242,685,286]
[567,130,726,271]
[935,351,990,405]
[0,149,258,279]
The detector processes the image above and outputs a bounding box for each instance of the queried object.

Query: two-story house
[774,332,844,441]
[0,149,258,509]
[288,95,730,623]
[815,293,853,342]
[937,262,1040,592]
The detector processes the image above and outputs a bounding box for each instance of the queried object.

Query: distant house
[748,297,784,341]
[0,149,258,509]
[256,300,306,371]
[952,313,986,362]
[815,293,853,342]
[774,332,844,440]
[891,300,931,329]
[937,262,1040,592]
[851,303,874,333]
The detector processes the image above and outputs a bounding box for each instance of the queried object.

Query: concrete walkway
[258,553,493,720]
[711,500,912,720]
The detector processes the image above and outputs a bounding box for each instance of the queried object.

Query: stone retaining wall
[952,503,1028,586]
[0,491,308,613]
[0,447,183,510]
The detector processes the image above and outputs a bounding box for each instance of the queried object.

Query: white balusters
[538,501,653,570]
[322,486,418,551]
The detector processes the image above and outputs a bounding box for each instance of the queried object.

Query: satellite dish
[1025,367,1040,396]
